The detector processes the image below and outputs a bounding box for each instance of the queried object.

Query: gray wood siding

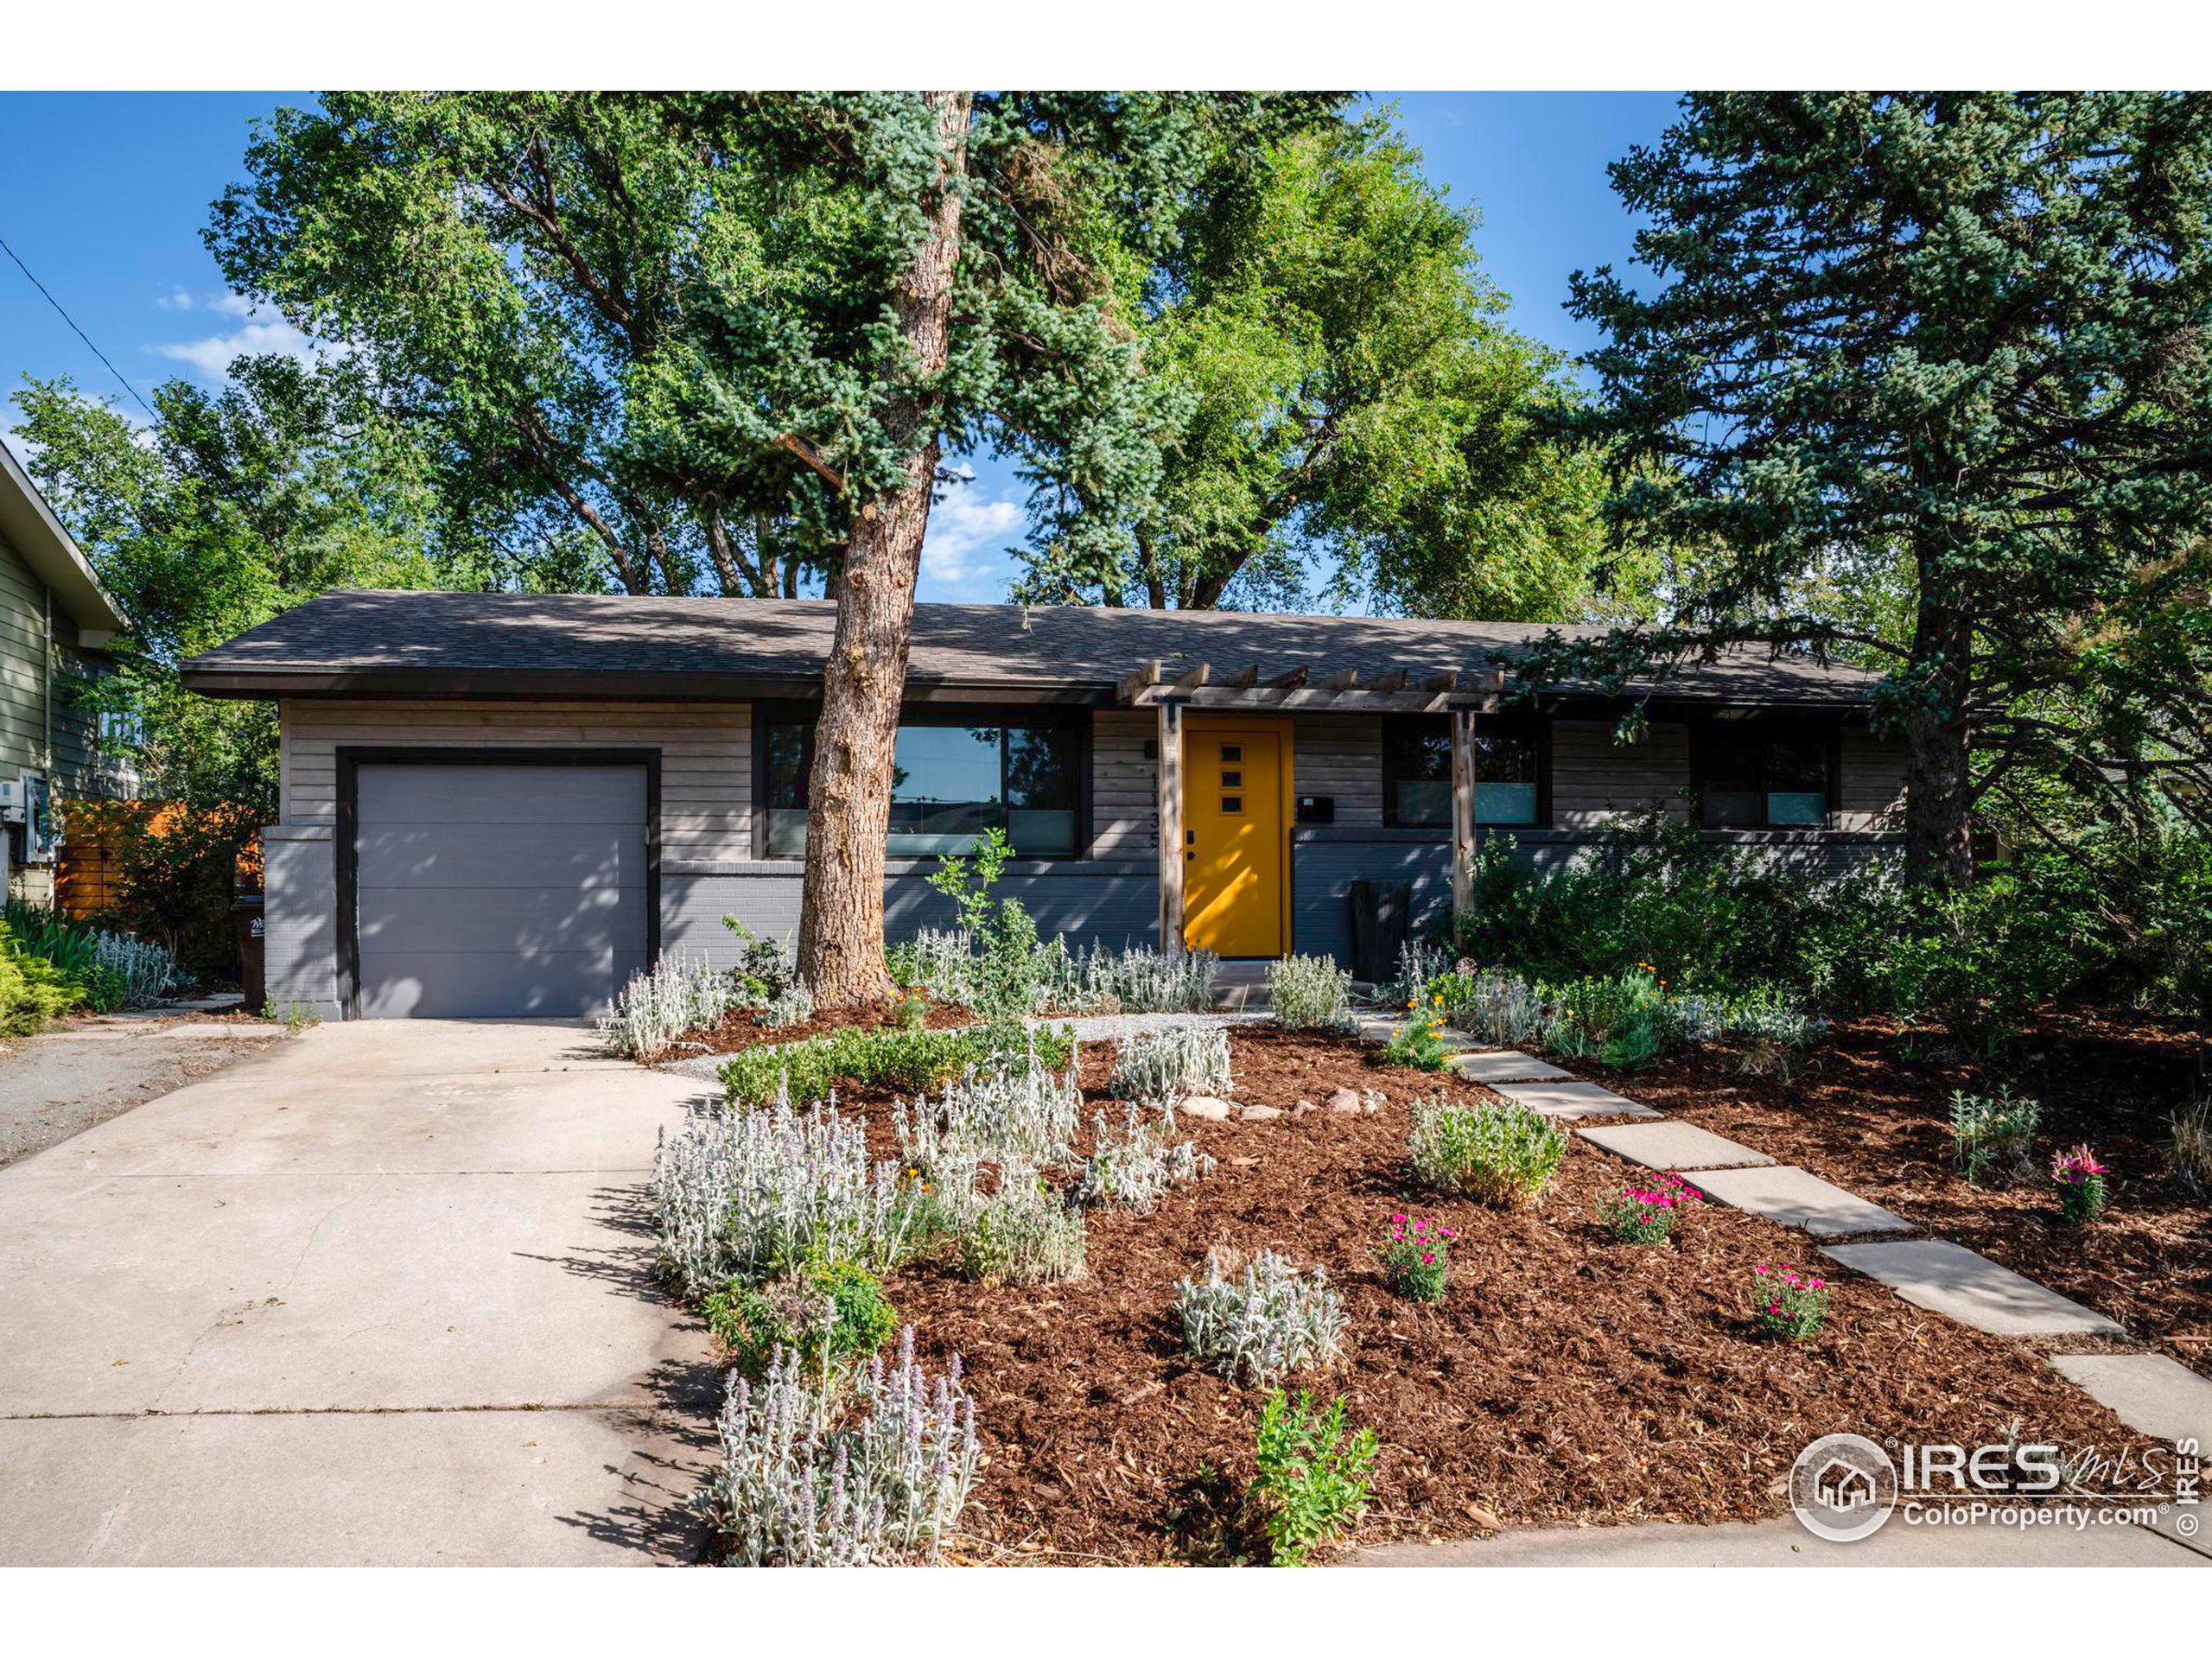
[0,526,113,796]
[1292,716,1384,828]
[1090,709,1156,855]
[1551,718,1694,829]
[1840,728,1907,832]
[280,699,753,861]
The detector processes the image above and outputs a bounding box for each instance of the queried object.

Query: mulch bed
[818,1026,2164,1564]
[674,995,975,1055]
[1578,1011,2212,1379]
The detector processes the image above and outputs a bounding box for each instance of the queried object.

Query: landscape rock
[1324,1087,1363,1115]
[1179,1096,1234,1122]
[1361,1088,1388,1114]
[1292,1098,1315,1117]
[1239,1104,1282,1122]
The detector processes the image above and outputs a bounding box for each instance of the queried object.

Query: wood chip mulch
[816,1026,2168,1565]
[676,995,975,1054]
[1578,1010,2212,1380]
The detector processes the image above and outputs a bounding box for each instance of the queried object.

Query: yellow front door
[1183,721,1289,957]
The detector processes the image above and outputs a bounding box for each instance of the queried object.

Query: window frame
[751,701,1092,861]
[1689,717,1842,831]
[1379,714,1550,830]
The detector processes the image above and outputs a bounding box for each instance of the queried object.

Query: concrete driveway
[0,1019,718,1566]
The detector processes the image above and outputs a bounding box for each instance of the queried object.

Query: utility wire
[0,232,160,421]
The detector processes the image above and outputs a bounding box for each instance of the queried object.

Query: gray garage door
[353,762,649,1018]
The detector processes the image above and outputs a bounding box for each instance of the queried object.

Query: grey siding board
[0,527,116,798]
[1292,836,1452,967]
[1090,709,1156,855]
[264,830,340,1016]
[665,865,1162,967]
[1840,728,1906,831]
[1552,718,1693,828]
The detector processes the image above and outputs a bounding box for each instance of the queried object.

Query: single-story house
[181,589,1904,1020]
[0,437,133,901]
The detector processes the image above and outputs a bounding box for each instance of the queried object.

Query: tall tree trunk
[1902,583,1976,886]
[796,92,972,1007]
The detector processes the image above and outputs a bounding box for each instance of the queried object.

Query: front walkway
[0,1019,716,1566]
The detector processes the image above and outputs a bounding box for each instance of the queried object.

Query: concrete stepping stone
[1449,1049,1570,1083]
[1692,1165,1916,1236]
[1821,1238,2126,1337]
[1578,1121,1775,1172]
[1490,1079,1660,1121]
[2050,1354,2212,1451]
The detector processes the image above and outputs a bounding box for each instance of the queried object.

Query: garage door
[353,762,649,1018]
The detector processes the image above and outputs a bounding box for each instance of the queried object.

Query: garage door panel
[357,950,649,1019]
[356,765,645,824]
[353,761,649,1019]
[355,825,648,890]
[357,885,646,955]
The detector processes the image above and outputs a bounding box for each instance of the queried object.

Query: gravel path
[0,1016,289,1168]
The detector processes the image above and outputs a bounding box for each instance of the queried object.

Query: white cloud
[207,291,259,318]
[154,287,194,311]
[151,315,321,382]
[918,483,1025,603]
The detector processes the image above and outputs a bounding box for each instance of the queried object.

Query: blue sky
[0,90,1681,603]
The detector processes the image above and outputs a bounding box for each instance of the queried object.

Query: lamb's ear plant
[1949,1086,2042,1187]
[1250,1390,1378,1566]
[1109,1025,1232,1109]
[1174,1248,1347,1388]
[1074,1107,1214,1211]
[691,1330,980,1566]
[1267,954,1354,1030]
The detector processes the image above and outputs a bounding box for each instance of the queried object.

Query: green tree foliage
[1015,111,1628,620]
[14,359,471,815]
[207,93,860,596]
[1559,92,2212,880]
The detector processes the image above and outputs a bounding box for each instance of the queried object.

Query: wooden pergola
[1117,660,1506,957]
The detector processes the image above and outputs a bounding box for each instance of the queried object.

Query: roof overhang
[0,438,127,644]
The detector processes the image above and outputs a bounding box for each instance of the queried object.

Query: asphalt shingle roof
[181,589,1879,707]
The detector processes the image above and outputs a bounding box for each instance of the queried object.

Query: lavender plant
[1073,1106,1215,1211]
[691,1332,980,1566]
[601,952,742,1061]
[1174,1248,1348,1388]
[1109,1025,1233,1108]
[651,1085,912,1297]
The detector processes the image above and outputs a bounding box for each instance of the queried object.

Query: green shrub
[702,1255,899,1380]
[1949,1086,2041,1188]
[720,1023,1074,1110]
[957,1182,1087,1285]
[0,933,87,1035]
[1382,999,1452,1070]
[1267,954,1353,1030]
[1408,1096,1567,1208]
[1250,1390,1378,1567]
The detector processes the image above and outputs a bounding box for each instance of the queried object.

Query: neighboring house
[0,438,132,903]
[181,590,1904,1020]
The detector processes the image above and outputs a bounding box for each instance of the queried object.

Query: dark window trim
[750,701,1092,862]
[1688,717,1840,830]
[334,746,661,1021]
[1380,714,1551,830]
